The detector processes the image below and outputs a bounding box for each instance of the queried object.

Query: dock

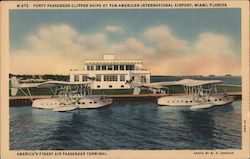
[9,92,241,107]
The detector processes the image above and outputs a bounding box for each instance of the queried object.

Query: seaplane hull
[53,105,78,112]
[32,96,113,109]
[157,94,234,108]
[78,97,113,109]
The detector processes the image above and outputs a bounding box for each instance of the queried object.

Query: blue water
[10,101,241,150]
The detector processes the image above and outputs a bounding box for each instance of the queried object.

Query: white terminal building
[69,55,150,93]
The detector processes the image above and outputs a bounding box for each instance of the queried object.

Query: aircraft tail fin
[133,87,141,95]
[10,76,19,96]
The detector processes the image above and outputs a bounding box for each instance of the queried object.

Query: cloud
[144,25,189,56]
[193,32,236,57]
[105,26,124,33]
[150,55,240,76]
[189,32,240,75]
[141,26,240,75]
[11,24,89,74]
[10,24,241,76]
[79,33,107,52]
[148,32,240,75]
[108,38,155,58]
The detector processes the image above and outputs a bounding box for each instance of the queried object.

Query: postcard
[1,1,249,159]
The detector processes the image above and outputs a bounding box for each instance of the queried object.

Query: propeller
[87,76,96,81]
[125,79,133,84]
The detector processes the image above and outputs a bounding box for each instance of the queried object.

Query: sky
[9,9,241,75]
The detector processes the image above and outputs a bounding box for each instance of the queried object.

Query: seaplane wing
[11,77,91,88]
[10,77,92,96]
[134,79,222,88]
[137,82,177,88]
[32,81,91,88]
[175,79,222,87]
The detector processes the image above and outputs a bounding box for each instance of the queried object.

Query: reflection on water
[10,101,241,150]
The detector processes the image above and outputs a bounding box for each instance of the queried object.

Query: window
[109,85,113,88]
[110,75,117,81]
[131,65,135,70]
[94,101,97,104]
[141,75,147,83]
[108,65,112,70]
[120,65,124,70]
[120,75,125,81]
[96,75,101,81]
[102,65,107,70]
[87,65,94,70]
[104,75,117,81]
[97,85,100,88]
[126,65,135,70]
[126,65,129,70]
[114,65,118,70]
[121,85,124,88]
[87,65,90,70]
[96,65,101,70]
[82,76,88,81]
[90,65,94,70]
[74,75,79,81]
[104,75,108,81]
[90,102,92,104]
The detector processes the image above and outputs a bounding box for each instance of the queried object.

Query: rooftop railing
[70,68,149,71]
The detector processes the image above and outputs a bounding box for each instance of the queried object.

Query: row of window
[97,85,124,88]
[73,74,147,83]
[103,75,125,81]
[74,75,126,82]
[166,98,223,103]
[78,101,97,104]
[40,101,98,105]
[87,64,135,71]
[74,75,88,81]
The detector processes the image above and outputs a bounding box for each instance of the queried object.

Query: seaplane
[133,79,234,110]
[10,77,113,112]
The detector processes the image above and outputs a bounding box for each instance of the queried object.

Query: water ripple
[10,101,241,150]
